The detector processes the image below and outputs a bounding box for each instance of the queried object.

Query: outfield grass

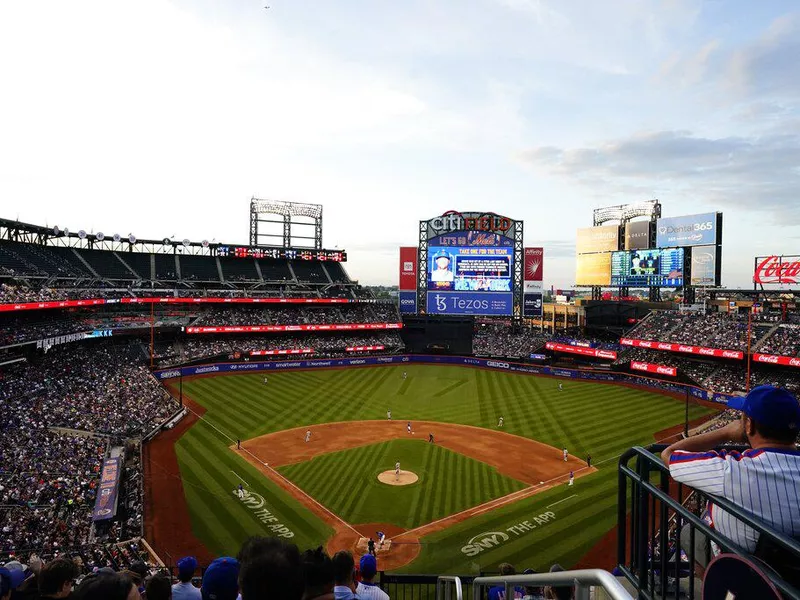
[278,439,526,528]
[175,365,713,572]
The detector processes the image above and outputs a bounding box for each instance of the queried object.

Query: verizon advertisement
[620,338,743,360]
[753,255,800,285]
[186,323,403,334]
[545,341,617,361]
[630,361,677,377]
[250,349,314,356]
[399,247,419,291]
[523,247,544,292]
[752,353,800,368]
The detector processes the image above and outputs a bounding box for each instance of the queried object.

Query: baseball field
[146,364,714,574]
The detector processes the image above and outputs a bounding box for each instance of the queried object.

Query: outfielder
[237,483,244,499]
[387,409,392,420]
[305,430,312,443]
[563,447,568,461]
[395,461,401,481]
[402,371,407,379]
[498,416,504,428]
[559,383,563,392]
[264,376,268,385]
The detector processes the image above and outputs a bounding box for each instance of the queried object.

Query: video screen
[611,248,684,287]
[427,246,513,292]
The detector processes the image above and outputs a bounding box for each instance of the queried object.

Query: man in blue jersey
[661,385,800,559]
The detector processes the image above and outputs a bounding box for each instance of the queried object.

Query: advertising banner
[346,345,385,352]
[426,291,513,316]
[576,253,612,286]
[690,245,718,286]
[523,247,544,292]
[753,255,800,285]
[752,353,800,368]
[545,341,617,360]
[186,322,403,334]
[576,225,620,254]
[625,221,651,250]
[523,293,543,317]
[250,349,314,356]
[92,457,122,521]
[398,291,417,314]
[630,361,677,377]
[620,338,743,360]
[656,212,718,247]
[399,247,418,291]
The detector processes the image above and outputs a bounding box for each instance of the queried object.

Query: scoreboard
[216,246,346,261]
[611,248,684,287]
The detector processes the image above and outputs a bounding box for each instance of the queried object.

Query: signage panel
[656,212,718,247]
[426,291,513,316]
[399,247,418,291]
[545,341,617,360]
[523,247,544,292]
[398,291,417,314]
[630,361,677,377]
[753,255,800,285]
[625,221,651,250]
[523,293,543,317]
[576,225,620,254]
[620,338,743,360]
[690,245,718,286]
[576,253,612,286]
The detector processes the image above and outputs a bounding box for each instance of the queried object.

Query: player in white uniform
[563,447,568,461]
[264,376,268,384]
[498,416,504,428]
[237,483,245,498]
[407,421,412,434]
[387,409,391,420]
[395,461,401,481]
[402,371,407,379]
[568,471,574,486]
[305,430,311,443]
[559,383,563,391]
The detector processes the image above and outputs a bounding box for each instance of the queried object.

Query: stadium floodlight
[250,198,324,249]
[593,200,661,225]
[250,199,323,219]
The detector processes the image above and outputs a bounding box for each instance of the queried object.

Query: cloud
[517,130,800,220]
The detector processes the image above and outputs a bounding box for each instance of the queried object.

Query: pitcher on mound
[395,461,401,481]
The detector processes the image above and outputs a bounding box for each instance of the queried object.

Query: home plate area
[356,537,393,554]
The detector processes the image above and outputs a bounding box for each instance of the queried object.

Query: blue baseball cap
[202,557,239,600]
[727,386,800,432]
[0,566,24,592]
[360,554,377,578]
[177,556,198,578]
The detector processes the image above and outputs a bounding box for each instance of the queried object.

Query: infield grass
[174,364,714,572]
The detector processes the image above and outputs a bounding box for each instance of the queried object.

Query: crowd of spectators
[757,324,800,357]
[191,303,399,327]
[473,324,550,358]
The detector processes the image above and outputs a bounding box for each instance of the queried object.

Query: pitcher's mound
[378,470,418,486]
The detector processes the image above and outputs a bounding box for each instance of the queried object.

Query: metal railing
[618,444,800,599]
[436,576,463,600]
[468,570,632,600]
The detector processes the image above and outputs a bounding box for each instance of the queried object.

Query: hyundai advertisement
[656,212,719,247]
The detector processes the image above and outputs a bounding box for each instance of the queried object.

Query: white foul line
[231,470,249,486]
[547,494,577,509]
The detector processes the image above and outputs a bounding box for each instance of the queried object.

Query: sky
[1,0,799,288]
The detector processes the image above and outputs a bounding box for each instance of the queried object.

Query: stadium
[1,197,798,600]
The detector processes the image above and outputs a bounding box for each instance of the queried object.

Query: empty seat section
[0,241,39,275]
[178,255,220,281]
[291,260,327,283]
[324,262,351,283]
[45,247,94,277]
[219,257,259,281]
[153,254,178,280]
[257,259,292,281]
[73,248,135,279]
[120,252,153,280]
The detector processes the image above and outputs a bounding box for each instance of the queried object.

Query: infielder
[498,416,504,428]
[407,421,412,434]
[568,471,574,486]
[563,447,568,461]
[387,409,392,420]
[395,461,401,481]
[305,430,312,443]
[429,432,434,443]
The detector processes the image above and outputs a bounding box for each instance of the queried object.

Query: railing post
[636,452,650,597]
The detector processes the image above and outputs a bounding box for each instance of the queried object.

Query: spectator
[145,575,172,600]
[72,572,139,600]
[662,386,800,557]
[301,548,334,600]
[237,537,302,600]
[331,551,357,600]
[487,564,523,600]
[37,558,79,599]
[200,558,239,600]
[0,566,23,600]
[520,569,544,600]
[355,555,388,600]
[544,564,572,600]
[171,557,200,600]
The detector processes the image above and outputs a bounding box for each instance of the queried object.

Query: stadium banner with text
[753,255,800,285]
[249,349,314,356]
[545,341,617,360]
[576,252,612,286]
[656,212,718,247]
[346,345,385,352]
[523,293,543,317]
[186,322,403,334]
[0,296,357,313]
[690,245,719,286]
[154,354,739,405]
[620,337,743,360]
[398,291,417,314]
[426,291,513,316]
[576,225,620,254]
[624,221,651,250]
[752,353,800,368]
[523,247,544,292]
[399,246,418,291]
[92,457,122,521]
[630,361,677,377]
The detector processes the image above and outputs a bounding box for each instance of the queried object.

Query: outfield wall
[153,355,737,406]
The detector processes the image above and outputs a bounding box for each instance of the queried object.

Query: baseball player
[236,439,241,450]
[568,471,574,486]
[305,430,312,443]
[586,453,592,468]
[429,432,434,443]
[395,461,401,481]
[387,409,392,420]
[407,421,412,434]
[559,383,563,392]
[237,484,244,499]
[377,531,386,548]
[264,376,268,385]
[402,371,407,379]
[563,447,568,462]
[498,416,504,428]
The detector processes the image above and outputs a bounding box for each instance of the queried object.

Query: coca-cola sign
[752,353,800,368]
[620,338,743,360]
[754,255,800,285]
[630,361,677,377]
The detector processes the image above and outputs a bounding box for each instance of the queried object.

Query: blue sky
[1,0,798,288]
